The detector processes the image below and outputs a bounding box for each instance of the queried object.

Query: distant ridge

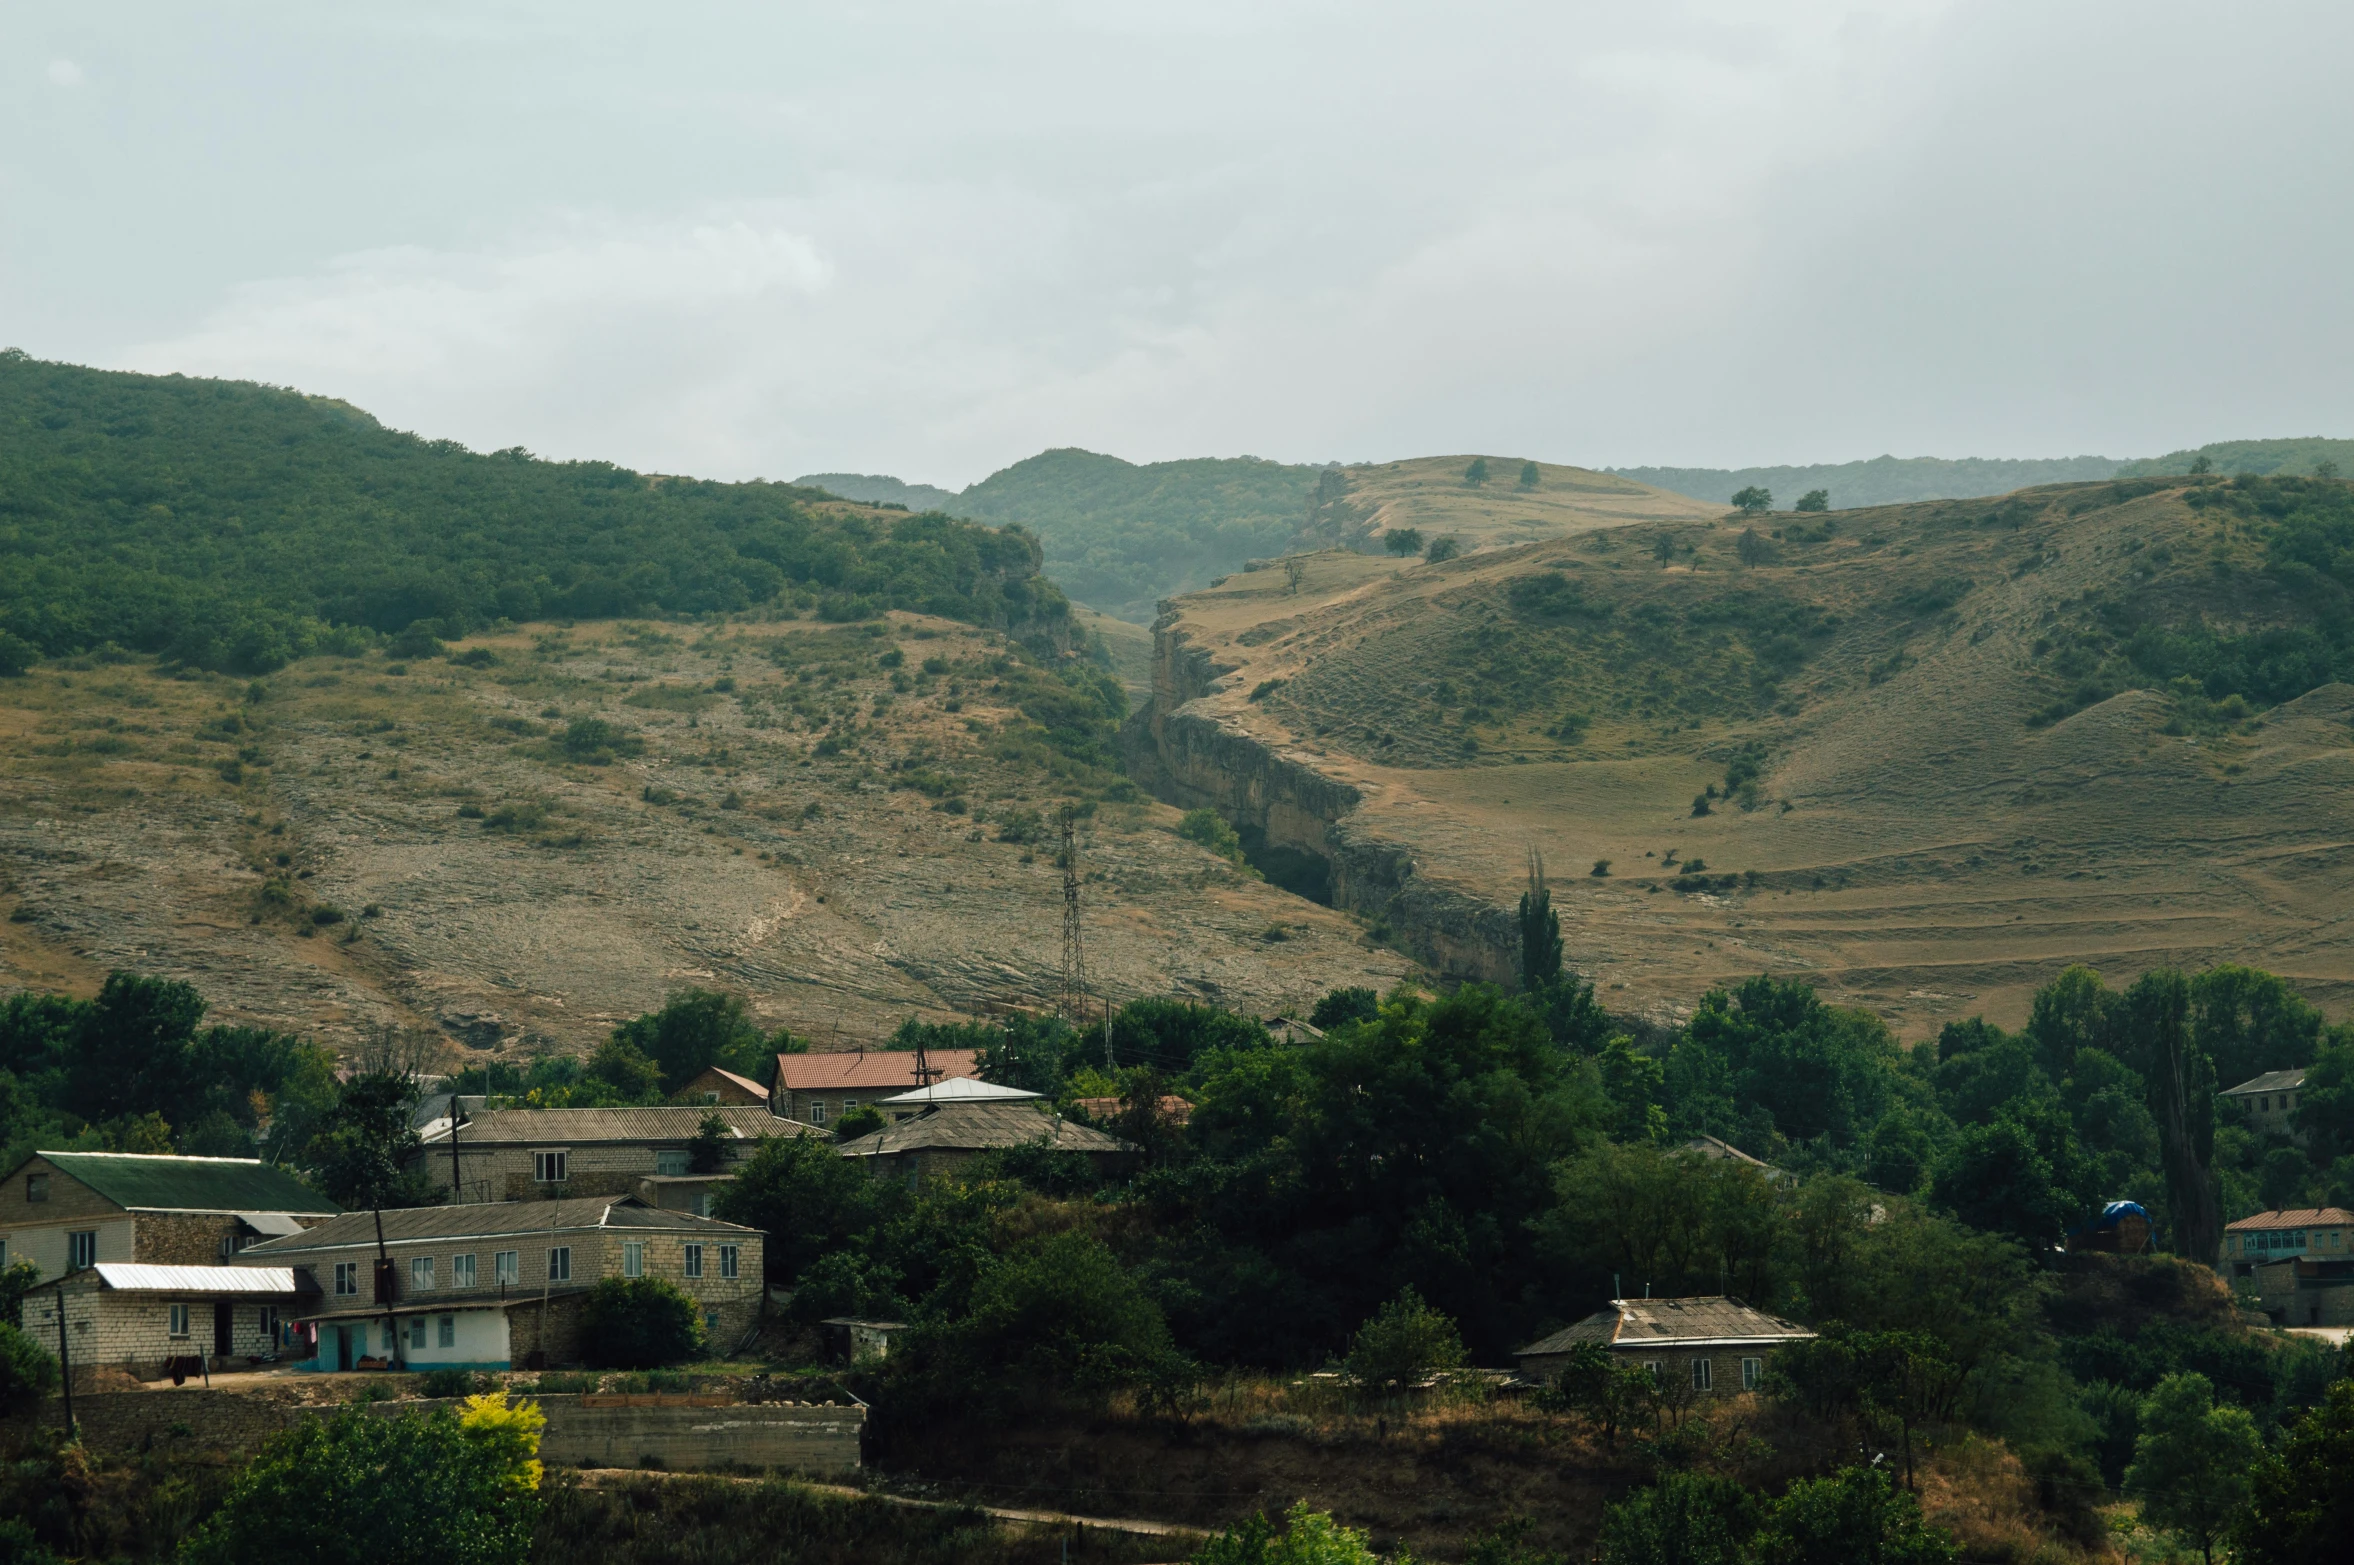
[1612,454,2124,510]
[794,472,964,512]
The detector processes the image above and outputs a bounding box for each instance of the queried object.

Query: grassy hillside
[2118,436,2354,479]
[0,354,1070,673]
[1615,454,2126,509]
[794,471,962,511]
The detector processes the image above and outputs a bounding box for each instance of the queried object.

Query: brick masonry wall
[22,1283,290,1380]
[595,1231,766,1348]
[424,1142,770,1206]
[3,1389,863,1474]
[134,1212,246,1265]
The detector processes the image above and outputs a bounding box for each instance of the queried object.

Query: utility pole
[448,1095,466,1202]
[373,1208,400,1369]
[53,1284,74,1437]
[1059,807,1085,1024]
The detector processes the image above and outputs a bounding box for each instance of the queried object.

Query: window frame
[622,1241,645,1278]
[683,1243,704,1279]
[437,1314,456,1349]
[68,1230,97,1270]
[548,1246,572,1282]
[1691,1357,1712,1391]
[1742,1357,1764,1391]
[654,1150,691,1177]
[808,1099,827,1125]
[494,1250,519,1285]
[168,1302,191,1339]
[533,1149,569,1184]
[24,1174,47,1203]
[451,1253,477,1289]
[719,1245,739,1280]
[335,1261,360,1296]
[408,1315,427,1349]
[411,1256,436,1291]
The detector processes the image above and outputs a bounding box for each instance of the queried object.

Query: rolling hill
[1128,471,2354,1034]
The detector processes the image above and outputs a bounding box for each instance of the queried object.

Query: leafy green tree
[305,1074,442,1209]
[1736,528,1774,567]
[686,1112,732,1173]
[1596,1038,1666,1143]
[1194,1502,1394,1565]
[0,631,37,677]
[2293,1027,2354,1163]
[0,1322,58,1412]
[179,1401,541,1565]
[1310,987,1380,1030]
[913,1232,1191,1410]
[580,1276,706,1368]
[611,988,769,1094]
[1465,457,1490,486]
[833,1104,886,1141]
[1596,1472,1759,1565]
[1178,807,1251,868]
[62,971,204,1127]
[2239,1378,2354,1565]
[1792,489,1830,514]
[1930,1113,2082,1243]
[1517,852,1565,994]
[1730,486,1773,515]
[714,1132,898,1287]
[1667,976,1902,1154]
[1383,528,1424,557]
[1752,1465,1955,1565]
[2125,1372,2262,1565]
[580,1035,664,1103]
[2117,969,2222,1263]
[1517,460,1540,490]
[1423,535,1462,564]
[1538,1339,1656,1448]
[1343,1287,1466,1393]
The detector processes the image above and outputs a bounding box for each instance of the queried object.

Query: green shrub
[1177,808,1248,867]
[580,1276,706,1369]
[418,1367,485,1399]
[0,1322,59,1412]
[1342,1287,1466,1394]
[1423,535,1462,564]
[1194,1502,1391,1565]
[561,717,643,762]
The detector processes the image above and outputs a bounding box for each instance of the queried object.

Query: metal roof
[2227,1207,2354,1231]
[89,1263,303,1294]
[837,1102,1137,1157]
[1517,1296,1816,1357]
[27,1151,339,1215]
[417,1105,814,1147]
[876,1078,1041,1106]
[775,1049,979,1093]
[235,1196,758,1255]
[2221,1068,2309,1097]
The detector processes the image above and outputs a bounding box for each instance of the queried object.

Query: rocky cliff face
[1125,607,1516,986]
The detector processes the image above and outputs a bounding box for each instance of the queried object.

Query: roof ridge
[41,1150,267,1164]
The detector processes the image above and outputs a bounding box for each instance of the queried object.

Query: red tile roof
[774,1049,979,1094]
[2226,1208,2354,1231]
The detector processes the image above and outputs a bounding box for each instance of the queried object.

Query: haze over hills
[1128,469,2354,1035]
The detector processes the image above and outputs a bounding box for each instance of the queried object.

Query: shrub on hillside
[580,1276,707,1369]
[0,1323,59,1412]
[1343,1287,1466,1395]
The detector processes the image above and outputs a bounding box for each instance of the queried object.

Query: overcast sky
[6,2,2350,488]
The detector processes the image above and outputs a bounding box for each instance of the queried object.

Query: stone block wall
[133,1212,245,1265]
[594,1230,765,1348]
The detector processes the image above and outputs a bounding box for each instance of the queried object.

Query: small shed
[1516,1296,1815,1398]
[2065,1201,2153,1255]
[20,1263,313,1384]
[818,1317,909,1361]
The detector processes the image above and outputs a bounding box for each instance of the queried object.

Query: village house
[2220,1069,2309,1143]
[1515,1296,1817,1398]
[2222,1207,2354,1281]
[675,1066,770,1106]
[233,1196,765,1371]
[0,1151,339,1280]
[770,1048,979,1128]
[408,1105,822,1209]
[1680,1135,1795,1186]
[21,1263,314,1385]
[838,1080,1138,1185]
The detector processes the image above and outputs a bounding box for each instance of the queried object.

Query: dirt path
[573,1467,1210,1544]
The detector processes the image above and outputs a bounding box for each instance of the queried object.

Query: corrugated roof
[90,1263,304,1294]
[776,1049,979,1093]
[31,1152,339,1215]
[2222,1069,2309,1097]
[417,1105,812,1147]
[2227,1207,2354,1231]
[877,1078,1040,1106]
[235,1196,758,1254]
[837,1102,1137,1157]
[678,1067,769,1100]
[1517,1296,1815,1357]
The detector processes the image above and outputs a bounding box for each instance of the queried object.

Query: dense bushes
[579,1277,708,1369]
[0,353,1071,670]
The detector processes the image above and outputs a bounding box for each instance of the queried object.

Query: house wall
[1,1216,136,1279]
[594,1230,766,1346]
[21,1285,291,1377]
[678,1071,767,1106]
[1520,1343,1784,1399]
[421,1141,765,1206]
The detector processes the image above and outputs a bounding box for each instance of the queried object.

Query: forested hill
[804,448,1326,622]
[0,354,1071,673]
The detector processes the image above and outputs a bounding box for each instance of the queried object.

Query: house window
[68,1231,97,1270]
[409,1316,427,1349]
[703,1091,721,1104]
[261,1306,280,1344]
[168,1303,191,1338]
[655,1150,690,1177]
[695,1192,711,1218]
[335,1262,360,1296]
[719,1245,739,1279]
[684,1244,704,1279]
[437,1315,456,1349]
[1642,1359,1663,1385]
[808,1100,827,1125]
[841,1097,858,1113]
[411,1257,436,1291]
[494,1250,519,1285]
[534,1150,569,1184]
[1742,1357,1764,1391]
[623,1242,645,1278]
[452,1254,477,1288]
[1691,1358,1713,1391]
[24,1174,47,1203]
[548,1247,571,1282]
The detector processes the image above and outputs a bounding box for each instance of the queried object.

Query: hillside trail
[573,1466,1207,1543]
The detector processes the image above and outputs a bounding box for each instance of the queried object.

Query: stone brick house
[234,1196,765,1371]
[2223,1207,2354,1282]
[770,1049,979,1128]
[408,1105,822,1207]
[0,1152,339,1282]
[21,1263,314,1385]
[1516,1296,1816,1399]
[838,1088,1138,1185]
[2221,1068,2310,1144]
[675,1067,770,1106]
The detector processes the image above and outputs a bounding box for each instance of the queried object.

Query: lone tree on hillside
[1464,456,1489,486]
[1383,528,1424,556]
[1518,849,1565,993]
[1731,486,1772,515]
[1736,528,1774,567]
[1424,535,1462,564]
[2126,1373,2260,1565]
[1283,557,1306,595]
[1518,460,1541,489]
[1794,489,1830,513]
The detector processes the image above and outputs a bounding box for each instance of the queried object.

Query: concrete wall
[3,1390,864,1475]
